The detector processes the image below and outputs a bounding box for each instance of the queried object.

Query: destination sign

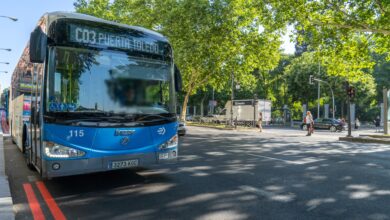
[68,24,162,55]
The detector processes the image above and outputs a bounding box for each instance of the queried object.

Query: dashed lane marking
[247,153,325,165]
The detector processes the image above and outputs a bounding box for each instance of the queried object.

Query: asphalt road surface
[5,126,390,220]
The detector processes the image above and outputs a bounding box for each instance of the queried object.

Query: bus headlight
[44,142,85,158]
[159,134,178,150]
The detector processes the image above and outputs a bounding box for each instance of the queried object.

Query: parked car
[301,118,346,132]
[200,114,226,123]
[178,121,186,136]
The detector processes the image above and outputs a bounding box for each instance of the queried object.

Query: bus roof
[43,11,168,42]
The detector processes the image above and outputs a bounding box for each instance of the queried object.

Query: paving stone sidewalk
[0,133,15,220]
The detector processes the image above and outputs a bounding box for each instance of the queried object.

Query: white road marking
[247,153,324,165]
[27,176,38,182]
[247,153,294,164]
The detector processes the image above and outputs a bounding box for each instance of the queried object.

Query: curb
[187,125,235,130]
[359,134,390,139]
[339,136,390,144]
[188,125,260,131]
[0,134,15,220]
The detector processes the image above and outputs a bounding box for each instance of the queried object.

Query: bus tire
[10,121,16,144]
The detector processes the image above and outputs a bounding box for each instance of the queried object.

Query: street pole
[314,78,335,119]
[317,62,321,119]
[230,72,234,126]
[317,82,320,119]
[211,88,215,114]
[347,95,352,137]
[331,87,335,119]
[253,94,257,127]
[383,87,388,134]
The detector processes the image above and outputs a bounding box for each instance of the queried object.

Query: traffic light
[309,75,314,85]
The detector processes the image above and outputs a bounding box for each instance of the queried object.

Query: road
[4,126,390,220]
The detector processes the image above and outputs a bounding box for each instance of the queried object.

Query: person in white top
[305,111,314,136]
[258,112,263,132]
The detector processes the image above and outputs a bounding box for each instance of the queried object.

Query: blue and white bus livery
[10,12,182,178]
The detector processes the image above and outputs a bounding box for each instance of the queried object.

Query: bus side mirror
[174,64,182,92]
[29,27,47,63]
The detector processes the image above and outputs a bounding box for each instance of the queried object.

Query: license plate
[159,153,169,160]
[111,159,139,169]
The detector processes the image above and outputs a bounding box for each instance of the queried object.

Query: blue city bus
[10,12,182,178]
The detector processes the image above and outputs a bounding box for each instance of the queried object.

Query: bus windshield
[46,47,174,117]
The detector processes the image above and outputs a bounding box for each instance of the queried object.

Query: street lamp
[0,15,17,22]
[0,48,11,51]
[230,72,235,126]
[313,78,335,119]
[253,94,258,127]
[0,62,9,65]
[0,71,8,73]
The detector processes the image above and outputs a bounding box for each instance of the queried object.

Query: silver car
[178,121,186,136]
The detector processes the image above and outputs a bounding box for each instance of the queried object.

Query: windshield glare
[46,47,173,115]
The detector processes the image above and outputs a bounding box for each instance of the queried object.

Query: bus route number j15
[69,130,85,138]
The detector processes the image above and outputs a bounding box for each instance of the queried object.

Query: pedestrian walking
[355,118,360,130]
[305,111,314,136]
[258,112,263,132]
[375,116,381,132]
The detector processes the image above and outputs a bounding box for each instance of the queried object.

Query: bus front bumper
[42,150,178,178]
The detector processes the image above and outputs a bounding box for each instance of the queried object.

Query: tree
[263,0,389,120]
[284,52,376,119]
[74,0,284,121]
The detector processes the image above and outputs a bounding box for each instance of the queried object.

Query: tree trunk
[180,88,192,121]
[200,93,207,117]
[200,102,204,117]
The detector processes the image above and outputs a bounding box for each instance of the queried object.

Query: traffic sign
[309,75,314,85]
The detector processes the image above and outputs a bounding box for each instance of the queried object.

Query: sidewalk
[340,134,390,144]
[0,129,14,219]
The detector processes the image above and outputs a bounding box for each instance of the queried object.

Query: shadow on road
[13,129,390,220]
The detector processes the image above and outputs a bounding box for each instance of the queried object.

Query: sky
[0,1,295,90]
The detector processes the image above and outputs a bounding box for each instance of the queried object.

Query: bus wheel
[10,121,16,144]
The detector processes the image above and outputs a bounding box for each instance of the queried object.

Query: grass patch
[186,122,258,130]
[187,122,231,129]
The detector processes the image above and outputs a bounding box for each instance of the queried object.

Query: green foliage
[283,51,376,119]
[74,0,284,120]
[373,53,390,100]
[73,0,390,121]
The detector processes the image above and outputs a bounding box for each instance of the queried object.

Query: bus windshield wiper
[135,113,176,122]
[53,116,138,125]
[45,111,135,122]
